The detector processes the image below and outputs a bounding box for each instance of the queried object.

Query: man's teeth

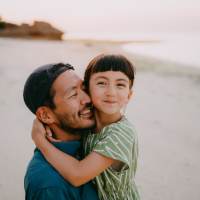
[80,110,91,118]
[80,109,91,115]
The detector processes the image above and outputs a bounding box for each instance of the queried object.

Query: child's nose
[106,85,116,96]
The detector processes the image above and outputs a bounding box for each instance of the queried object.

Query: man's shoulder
[24,149,66,192]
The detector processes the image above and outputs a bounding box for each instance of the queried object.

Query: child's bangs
[91,57,131,75]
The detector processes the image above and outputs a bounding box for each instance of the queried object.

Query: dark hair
[43,63,74,110]
[84,54,135,92]
[43,84,56,109]
[23,62,74,114]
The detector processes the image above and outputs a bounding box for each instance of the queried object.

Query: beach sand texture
[0,38,200,200]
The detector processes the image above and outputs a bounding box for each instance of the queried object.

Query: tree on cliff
[0,16,6,29]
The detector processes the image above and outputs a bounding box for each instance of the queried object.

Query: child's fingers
[45,126,52,137]
[45,126,61,142]
[46,135,61,143]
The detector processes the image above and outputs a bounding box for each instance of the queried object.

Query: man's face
[50,70,95,133]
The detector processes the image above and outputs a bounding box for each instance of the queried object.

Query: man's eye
[70,93,78,98]
[82,85,86,91]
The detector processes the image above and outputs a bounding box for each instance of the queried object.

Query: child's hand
[31,119,61,145]
[46,126,61,143]
[31,118,47,146]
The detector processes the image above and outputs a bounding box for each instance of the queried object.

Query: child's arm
[32,120,115,187]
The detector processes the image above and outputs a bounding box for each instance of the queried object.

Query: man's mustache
[79,103,94,115]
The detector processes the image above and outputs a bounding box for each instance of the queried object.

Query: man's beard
[59,118,95,135]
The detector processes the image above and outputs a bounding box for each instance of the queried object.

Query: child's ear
[128,90,133,100]
[124,90,133,105]
[36,107,56,125]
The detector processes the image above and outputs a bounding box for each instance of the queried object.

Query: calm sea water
[122,33,200,68]
[65,32,200,68]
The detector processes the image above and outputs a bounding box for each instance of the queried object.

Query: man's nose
[80,90,91,105]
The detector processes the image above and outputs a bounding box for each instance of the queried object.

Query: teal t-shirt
[24,141,99,200]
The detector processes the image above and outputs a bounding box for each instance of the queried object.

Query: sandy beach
[0,37,200,200]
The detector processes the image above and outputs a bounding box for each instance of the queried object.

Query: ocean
[66,32,200,69]
[122,33,200,68]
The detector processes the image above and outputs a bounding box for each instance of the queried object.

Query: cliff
[0,19,64,40]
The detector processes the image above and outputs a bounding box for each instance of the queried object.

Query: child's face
[89,71,132,115]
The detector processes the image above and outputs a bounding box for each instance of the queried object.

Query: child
[32,54,140,200]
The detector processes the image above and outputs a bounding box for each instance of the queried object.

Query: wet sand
[0,38,200,200]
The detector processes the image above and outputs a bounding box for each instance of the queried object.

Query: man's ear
[36,106,56,125]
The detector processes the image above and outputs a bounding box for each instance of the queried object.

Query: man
[23,63,99,200]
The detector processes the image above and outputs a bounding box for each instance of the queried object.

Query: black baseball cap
[23,63,74,114]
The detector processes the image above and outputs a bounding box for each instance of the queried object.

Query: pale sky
[1,0,200,38]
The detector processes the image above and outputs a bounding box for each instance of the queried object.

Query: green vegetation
[0,16,6,29]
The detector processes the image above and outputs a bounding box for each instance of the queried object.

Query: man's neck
[49,124,80,141]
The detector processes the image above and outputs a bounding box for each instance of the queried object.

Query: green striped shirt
[83,116,140,200]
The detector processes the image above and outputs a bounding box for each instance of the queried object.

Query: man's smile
[79,108,93,118]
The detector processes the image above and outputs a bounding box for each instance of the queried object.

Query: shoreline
[0,35,161,44]
[1,37,200,80]
[1,36,199,74]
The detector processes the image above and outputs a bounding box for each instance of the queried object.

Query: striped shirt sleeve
[93,123,135,169]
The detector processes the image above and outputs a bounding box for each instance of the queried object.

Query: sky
[1,0,200,39]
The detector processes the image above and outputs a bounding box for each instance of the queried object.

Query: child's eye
[97,81,106,85]
[117,84,126,88]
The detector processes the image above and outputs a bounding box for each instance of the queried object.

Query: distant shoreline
[0,34,160,44]
[0,36,199,78]
[63,37,161,44]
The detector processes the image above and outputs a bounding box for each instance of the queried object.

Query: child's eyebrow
[94,76,129,83]
[116,79,129,83]
[94,76,108,80]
